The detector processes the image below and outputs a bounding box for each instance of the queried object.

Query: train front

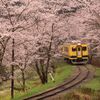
[70,43,89,64]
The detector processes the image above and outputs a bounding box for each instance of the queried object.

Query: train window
[82,47,87,51]
[72,47,76,52]
[78,48,81,51]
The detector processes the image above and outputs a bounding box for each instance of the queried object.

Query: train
[59,41,89,64]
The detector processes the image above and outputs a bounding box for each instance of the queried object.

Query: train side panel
[60,43,89,64]
[69,45,77,59]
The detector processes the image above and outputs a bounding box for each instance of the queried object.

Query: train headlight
[78,43,81,45]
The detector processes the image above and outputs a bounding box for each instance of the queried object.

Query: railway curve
[24,65,93,100]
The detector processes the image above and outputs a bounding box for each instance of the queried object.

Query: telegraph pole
[11,38,15,99]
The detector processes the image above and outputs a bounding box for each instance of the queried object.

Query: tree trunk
[40,60,47,84]
[35,61,47,84]
[22,70,25,91]
[89,55,93,64]
[36,60,49,84]
[45,23,54,83]
[11,38,15,99]
[45,42,52,83]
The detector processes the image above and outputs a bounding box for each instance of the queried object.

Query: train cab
[59,42,89,64]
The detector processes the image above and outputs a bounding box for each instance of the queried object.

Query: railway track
[24,65,91,100]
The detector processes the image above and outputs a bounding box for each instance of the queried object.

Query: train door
[76,46,82,58]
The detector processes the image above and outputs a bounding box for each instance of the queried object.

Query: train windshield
[78,47,81,51]
[72,47,76,51]
[82,47,87,51]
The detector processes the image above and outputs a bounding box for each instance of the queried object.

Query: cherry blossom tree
[76,0,100,59]
[29,16,70,84]
[0,34,10,82]
[0,0,36,98]
[0,1,100,99]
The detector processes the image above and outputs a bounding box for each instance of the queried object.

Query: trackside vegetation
[52,66,100,100]
[0,62,74,100]
[83,67,100,90]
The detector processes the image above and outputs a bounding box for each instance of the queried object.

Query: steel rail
[24,65,90,100]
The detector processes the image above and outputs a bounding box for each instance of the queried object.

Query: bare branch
[16,0,32,22]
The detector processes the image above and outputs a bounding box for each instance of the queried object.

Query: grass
[83,67,100,90]
[0,62,74,100]
[51,66,100,100]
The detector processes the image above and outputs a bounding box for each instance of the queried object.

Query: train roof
[61,42,88,47]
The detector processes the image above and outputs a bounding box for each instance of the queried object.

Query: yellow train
[59,42,89,64]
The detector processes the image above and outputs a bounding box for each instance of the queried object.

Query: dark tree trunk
[45,23,54,83]
[0,37,10,76]
[40,60,47,84]
[89,55,93,64]
[21,70,25,91]
[35,60,48,84]
[35,61,46,84]
[11,38,15,99]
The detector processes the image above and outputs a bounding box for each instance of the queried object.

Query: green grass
[83,67,100,90]
[50,66,100,100]
[0,62,74,100]
[41,65,100,100]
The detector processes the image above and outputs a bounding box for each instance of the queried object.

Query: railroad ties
[24,65,93,100]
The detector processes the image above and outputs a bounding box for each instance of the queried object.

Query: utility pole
[11,38,15,99]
